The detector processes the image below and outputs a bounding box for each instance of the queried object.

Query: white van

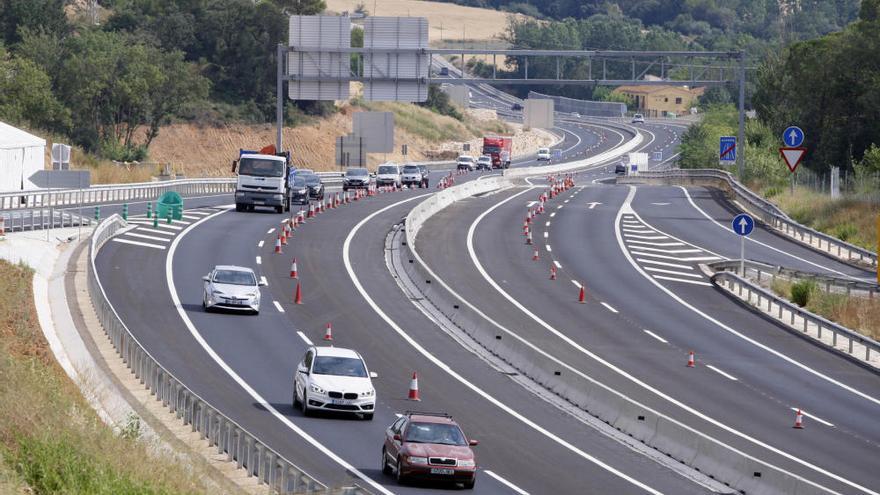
[376,163,402,187]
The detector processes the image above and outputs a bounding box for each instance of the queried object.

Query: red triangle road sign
[779,147,807,173]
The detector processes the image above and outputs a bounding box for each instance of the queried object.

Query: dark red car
[381,411,478,489]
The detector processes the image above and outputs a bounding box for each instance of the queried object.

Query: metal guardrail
[711,271,880,367]
[709,259,880,297]
[87,215,335,494]
[620,168,878,268]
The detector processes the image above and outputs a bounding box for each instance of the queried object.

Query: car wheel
[293,386,301,408]
[202,293,207,309]
[381,448,392,475]
[235,203,244,212]
[463,477,476,490]
[395,458,405,484]
[300,391,311,416]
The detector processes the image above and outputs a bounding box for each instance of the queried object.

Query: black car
[299,173,324,200]
[343,167,371,191]
[289,176,310,205]
[614,163,627,175]
[439,66,449,76]
[511,103,523,111]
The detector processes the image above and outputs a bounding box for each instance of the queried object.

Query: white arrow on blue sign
[732,213,754,236]
[783,126,804,147]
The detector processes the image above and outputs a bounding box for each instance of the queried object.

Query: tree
[0,0,68,45]
[274,0,326,15]
[0,47,70,132]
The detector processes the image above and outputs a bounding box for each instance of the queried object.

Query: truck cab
[233,149,291,213]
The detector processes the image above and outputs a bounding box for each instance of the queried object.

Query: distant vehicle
[299,173,325,200]
[632,113,645,124]
[342,167,371,191]
[456,155,476,172]
[614,163,627,175]
[376,163,402,187]
[511,103,523,111]
[401,164,425,188]
[233,148,292,214]
[382,411,478,489]
[202,265,263,314]
[297,168,315,175]
[476,155,492,171]
[536,147,551,162]
[439,66,449,76]
[482,136,512,169]
[417,165,430,188]
[293,346,378,420]
[289,176,310,205]
[571,112,581,118]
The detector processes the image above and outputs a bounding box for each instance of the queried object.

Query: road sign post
[780,147,806,195]
[732,213,755,275]
[719,136,736,166]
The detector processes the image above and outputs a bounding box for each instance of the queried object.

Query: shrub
[833,223,858,242]
[790,280,817,307]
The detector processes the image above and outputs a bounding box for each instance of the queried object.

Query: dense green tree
[0,47,70,132]
[0,0,68,45]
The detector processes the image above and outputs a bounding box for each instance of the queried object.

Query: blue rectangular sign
[719,136,736,164]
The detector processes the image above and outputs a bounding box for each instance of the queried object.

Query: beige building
[613,85,705,117]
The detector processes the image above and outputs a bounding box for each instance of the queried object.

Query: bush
[833,223,858,242]
[790,280,817,307]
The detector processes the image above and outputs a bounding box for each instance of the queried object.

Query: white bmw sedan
[294,346,378,420]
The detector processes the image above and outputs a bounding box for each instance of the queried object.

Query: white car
[202,265,264,314]
[571,112,581,118]
[376,163,402,187]
[536,147,551,161]
[456,155,476,171]
[632,113,645,124]
[293,346,378,420]
[476,155,493,170]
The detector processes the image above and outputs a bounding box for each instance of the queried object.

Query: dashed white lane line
[544,232,549,238]
[652,275,713,286]
[706,365,738,381]
[636,258,695,270]
[124,232,171,243]
[297,331,313,346]
[643,330,668,344]
[267,227,275,234]
[260,276,268,286]
[112,238,167,250]
[256,256,262,265]
[553,260,562,269]
[545,221,551,227]
[258,240,265,248]
[644,267,704,278]
[790,408,835,427]
[556,205,563,209]
[549,212,556,218]
[601,302,618,313]
[484,470,530,495]
[564,199,570,204]
[545,245,552,252]
[273,300,285,313]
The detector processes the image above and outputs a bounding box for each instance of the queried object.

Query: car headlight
[407,456,428,465]
[297,188,307,194]
[309,383,325,394]
[244,293,256,298]
[457,459,475,467]
[360,389,374,397]
[212,290,224,295]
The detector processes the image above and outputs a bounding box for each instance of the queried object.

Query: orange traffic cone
[526,231,533,245]
[274,235,282,254]
[532,249,539,261]
[578,284,586,303]
[323,322,333,341]
[408,372,421,401]
[550,266,557,280]
[687,351,695,368]
[793,409,804,429]
[294,282,303,304]
[290,258,298,279]
[280,226,288,245]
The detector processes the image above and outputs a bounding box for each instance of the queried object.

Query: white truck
[625,152,649,176]
[232,148,294,213]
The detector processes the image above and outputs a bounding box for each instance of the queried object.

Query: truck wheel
[235,203,244,212]
[275,205,284,214]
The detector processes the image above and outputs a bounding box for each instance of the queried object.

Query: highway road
[93,112,731,493]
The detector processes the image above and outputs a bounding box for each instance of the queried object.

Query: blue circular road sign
[732,213,755,236]
[783,126,805,147]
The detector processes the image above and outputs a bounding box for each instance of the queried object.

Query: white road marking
[347,192,664,495]
[623,234,668,240]
[297,331,313,346]
[484,470,530,495]
[626,240,684,247]
[133,227,175,236]
[124,232,171,243]
[181,214,201,220]
[706,365,738,381]
[545,221,551,227]
[570,280,582,288]
[790,408,835,427]
[545,245,552,252]
[643,330,668,344]
[258,240,265,248]
[256,256,262,265]
[632,252,720,262]
[621,228,656,234]
[636,258,695,270]
[273,300,285,313]
[544,232,549,238]
[644,267,704,278]
[652,275,713,286]
[549,212,556,218]
[564,199,570,204]
[601,302,618,313]
[629,246,703,254]
[267,228,275,234]
[260,276,268,286]
[111,238,167,250]
[556,205,563,209]
[553,260,562,268]
[161,211,396,495]
[126,219,183,230]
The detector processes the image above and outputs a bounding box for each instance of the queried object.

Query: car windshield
[483,146,500,154]
[378,165,398,174]
[292,177,306,187]
[239,157,284,177]
[403,165,420,173]
[478,156,490,162]
[458,156,474,162]
[213,270,256,286]
[405,422,467,446]
[538,148,549,153]
[311,356,367,377]
[346,168,368,177]
[301,174,320,185]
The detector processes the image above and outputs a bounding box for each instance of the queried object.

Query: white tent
[0,121,46,192]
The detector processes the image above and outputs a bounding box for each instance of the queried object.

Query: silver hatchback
[203,265,264,314]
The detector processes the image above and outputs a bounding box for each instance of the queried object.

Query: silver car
[202,265,264,314]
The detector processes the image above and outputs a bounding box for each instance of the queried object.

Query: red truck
[482,136,512,169]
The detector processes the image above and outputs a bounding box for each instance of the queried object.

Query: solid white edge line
[484,470,530,495]
[790,408,835,427]
[111,238,167,250]
[615,186,875,494]
[601,302,618,313]
[349,193,665,495]
[643,330,668,344]
[165,210,395,495]
[705,365,738,381]
[296,331,313,346]
[272,300,285,313]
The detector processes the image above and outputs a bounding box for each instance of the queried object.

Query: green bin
[157,191,183,221]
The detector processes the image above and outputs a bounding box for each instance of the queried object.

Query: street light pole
[737,50,746,181]
[276,43,284,152]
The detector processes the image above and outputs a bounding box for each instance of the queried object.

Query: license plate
[430,468,455,475]
[330,399,352,405]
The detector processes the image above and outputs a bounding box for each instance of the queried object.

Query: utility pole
[737,51,746,181]
[276,44,284,152]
